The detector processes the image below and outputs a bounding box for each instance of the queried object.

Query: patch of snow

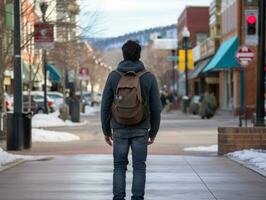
[0,148,44,167]
[32,111,87,128]
[227,149,266,171]
[32,128,80,142]
[81,106,100,116]
[184,145,218,152]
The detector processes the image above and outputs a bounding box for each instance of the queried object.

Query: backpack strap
[136,70,149,78]
[113,70,124,76]
[113,70,149,77]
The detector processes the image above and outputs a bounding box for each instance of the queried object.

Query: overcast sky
[79,0,213,38]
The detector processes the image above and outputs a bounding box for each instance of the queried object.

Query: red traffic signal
[246,15,257,24]
[246,15,257,35]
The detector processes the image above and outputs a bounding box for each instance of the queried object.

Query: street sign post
[78,68,90,81]
[34,22,54,49]
[235,46,255,67]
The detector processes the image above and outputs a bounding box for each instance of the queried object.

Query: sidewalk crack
[183,157,218,200]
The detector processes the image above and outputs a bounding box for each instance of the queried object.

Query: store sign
[34,22,54,49]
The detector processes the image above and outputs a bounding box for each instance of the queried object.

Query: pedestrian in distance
[101,40,162,200]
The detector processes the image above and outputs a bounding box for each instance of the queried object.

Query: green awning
[47,64,61,83]
[203,35,239,72]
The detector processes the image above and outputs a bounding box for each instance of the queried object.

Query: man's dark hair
[122,40,141,61]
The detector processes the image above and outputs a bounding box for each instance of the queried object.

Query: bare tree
[142,43,173,88]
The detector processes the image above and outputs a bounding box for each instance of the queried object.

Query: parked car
[47,91,64,110]
[189,95,201,115]
[93,92,102,105]
[4,93,13,112]
[76,92,101,106]
[23,95,40,114]
[23,91,56,113]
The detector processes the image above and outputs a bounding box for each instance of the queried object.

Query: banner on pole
[34,22,54,49]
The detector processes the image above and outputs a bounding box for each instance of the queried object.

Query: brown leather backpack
[112,70,149,125]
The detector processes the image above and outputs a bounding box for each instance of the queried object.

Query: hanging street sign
[235,46,255,67]
[34,22,54,49]
[78,67,90,81]
[167,56,179,62]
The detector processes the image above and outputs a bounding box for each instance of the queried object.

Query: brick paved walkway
[0,155,265,200]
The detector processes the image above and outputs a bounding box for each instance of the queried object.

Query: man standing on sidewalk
[101,40,162,200]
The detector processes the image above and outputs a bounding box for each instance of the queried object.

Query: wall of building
[177,6,210,48]
[219,0,239,111]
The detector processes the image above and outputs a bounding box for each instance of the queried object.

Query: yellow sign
[179,50,185,71]
[178,49,194,72]
[4,77,11,85]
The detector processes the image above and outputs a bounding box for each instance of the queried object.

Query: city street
[0,110,265,200]
[1,97,266,200]
[1,110,238,156]
[1,0,266,199]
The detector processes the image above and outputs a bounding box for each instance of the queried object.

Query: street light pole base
[6,113,24,151]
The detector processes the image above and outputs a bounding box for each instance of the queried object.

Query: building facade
[203,0,262,116]
[177,6,210,48]
[177,6,210,96]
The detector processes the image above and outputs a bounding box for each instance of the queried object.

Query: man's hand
[148,137,156,145]
[105,135,113,146]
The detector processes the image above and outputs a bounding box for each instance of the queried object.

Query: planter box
[218,127,266,155]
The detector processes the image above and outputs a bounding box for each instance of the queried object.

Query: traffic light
[246,15,257,35]
[245,10,258,45]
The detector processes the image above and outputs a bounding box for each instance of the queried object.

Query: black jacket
[100,60,162,137]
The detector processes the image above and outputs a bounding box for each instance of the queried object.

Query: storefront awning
[189,58,211,79]
[47,64,61,83]
[203,35,239,72]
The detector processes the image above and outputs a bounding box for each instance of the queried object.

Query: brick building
[177,6,210,48]
[204,0,261,115]
[188,0,221,101]
[177,6,210,96]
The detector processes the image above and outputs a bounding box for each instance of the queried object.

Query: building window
[196,32,208,44]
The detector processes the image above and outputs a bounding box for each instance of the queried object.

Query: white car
[47,91,64,110]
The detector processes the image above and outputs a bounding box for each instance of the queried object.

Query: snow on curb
[32,128,80,142]
[32,112,87,128]
[81,106,100,116]
[184,145,218,152]
[0,148,48,168]
[227,149,266,176]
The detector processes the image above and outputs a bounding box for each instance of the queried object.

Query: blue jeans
[113,133,148,200]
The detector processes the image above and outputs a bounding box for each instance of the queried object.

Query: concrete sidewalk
[0,155,265,200]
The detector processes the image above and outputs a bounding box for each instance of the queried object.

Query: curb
[0,159,26,173]
[227,156,266,177]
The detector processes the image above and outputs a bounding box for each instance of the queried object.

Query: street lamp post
[7,0,24,150]
[40,1,49,114]
[171,49,176,94]
[182,27,190,97]
[255,0,266,126]
[182,27,190,113]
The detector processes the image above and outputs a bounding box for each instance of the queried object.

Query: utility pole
[255,0,265,127]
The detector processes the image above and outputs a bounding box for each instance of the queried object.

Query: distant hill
[85,24,177,51]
